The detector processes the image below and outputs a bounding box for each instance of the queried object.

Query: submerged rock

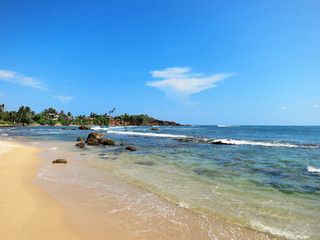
[126,146,137,151]
[174,138,193,142]
[150,127,160,131]
[75,142,85,148]
[212,141,235,145]
[120,143,125,146]
[52,159,68,164]
[134,161,154,166]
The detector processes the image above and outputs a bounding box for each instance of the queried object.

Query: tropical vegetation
[0,104,153,126]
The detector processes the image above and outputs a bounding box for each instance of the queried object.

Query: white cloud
[147,67,233,105]
[278,106,287,110]
[0,70,47,90]
[312,105,320,108]
[54,95,75,104]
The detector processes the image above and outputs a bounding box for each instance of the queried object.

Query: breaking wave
[211,139,301,148]
[307,166,320,173]
[103,130,319,149]
[106,130,187,138]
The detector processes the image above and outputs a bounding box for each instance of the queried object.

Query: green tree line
[0,104,153,126]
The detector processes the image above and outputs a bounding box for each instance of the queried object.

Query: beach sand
[0,139,276,240]
[0,141,82,240]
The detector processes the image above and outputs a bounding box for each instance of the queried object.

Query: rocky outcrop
[84,132,116,147]
[52,159,68,164]
[75,142,85,148]
[79,125,91,130]
[147,119,182,126]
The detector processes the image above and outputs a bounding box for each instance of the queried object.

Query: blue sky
[0,0,319,125]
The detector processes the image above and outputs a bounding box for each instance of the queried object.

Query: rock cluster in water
[74,132,137,151]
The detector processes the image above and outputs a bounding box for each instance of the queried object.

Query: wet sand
[33,142,278,240]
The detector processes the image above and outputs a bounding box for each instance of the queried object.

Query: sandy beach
[0,138,277,240]
[0,140,82,240]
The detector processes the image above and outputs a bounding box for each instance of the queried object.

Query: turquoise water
[1,125,320,239]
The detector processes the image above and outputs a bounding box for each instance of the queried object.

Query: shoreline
[0,140,82,239]
[0,137,282,239]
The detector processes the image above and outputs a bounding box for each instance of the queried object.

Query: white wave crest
[107,130,187,138]
[217,125,239,127]
[213,139,300,148]
[307,166,320,173]
[91,126,108,131]
[250,221,309,240]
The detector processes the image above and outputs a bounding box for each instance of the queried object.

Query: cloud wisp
[312,105,320,108]
[0,70,47,90]
[147,67,233,105]
[278,107,287,110]
[54,95,75,104]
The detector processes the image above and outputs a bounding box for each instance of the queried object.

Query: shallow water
[1,125,320,239]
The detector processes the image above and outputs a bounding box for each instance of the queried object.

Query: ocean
[1,125,319,239]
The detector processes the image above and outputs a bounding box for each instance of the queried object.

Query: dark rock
[77,137,85,141]
[86,132,104,142]
[126,146,137,151]
[150,127,160,131]
[212,141,235,145]
[100,138,115,146]
[75,142,85,148]
[174,138,193,142]
[134,161,154,166]
[120,143,125,146]
[87,138,100,145]
[79,125,91,130]
[52,159,67,164]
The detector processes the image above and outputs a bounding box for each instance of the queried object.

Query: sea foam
[307,166,320,173]
[107,130,187,138]
[212,139,301,148]
[250,221,310,240]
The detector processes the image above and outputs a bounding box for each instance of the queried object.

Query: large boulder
[100,138,115,146]
[75,142,85,148]
[86,132,104,142]
[52,159,67,164]
[79,125,91,130]
[87,138,100,146]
